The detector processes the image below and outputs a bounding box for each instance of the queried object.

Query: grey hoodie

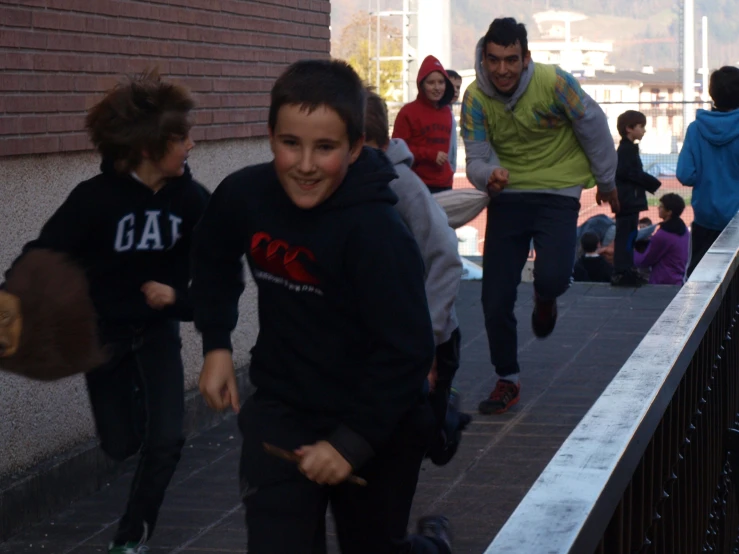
[385,138,462,345]
[464,37,616,198]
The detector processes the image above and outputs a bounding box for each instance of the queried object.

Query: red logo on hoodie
[250,232,320,285]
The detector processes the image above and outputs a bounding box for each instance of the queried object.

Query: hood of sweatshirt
[474,36,535,109]
[416,55,454,108]
[694,108,739,146]
[384,138,414,169]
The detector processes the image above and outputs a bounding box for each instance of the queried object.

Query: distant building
[577,67,708,153]
[529,11,614,73]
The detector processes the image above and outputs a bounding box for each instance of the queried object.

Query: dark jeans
[85,319,185,544]
[239,393,449,554]
[687,222,723,277]
[614,213,639,273]
[482,193,579,377]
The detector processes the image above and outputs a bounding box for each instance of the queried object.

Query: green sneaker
[108,523,149,553]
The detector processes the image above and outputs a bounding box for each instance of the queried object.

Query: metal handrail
[485,214,739,553]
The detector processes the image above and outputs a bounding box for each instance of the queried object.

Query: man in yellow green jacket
[461,17,619,415]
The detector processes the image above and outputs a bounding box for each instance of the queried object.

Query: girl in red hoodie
[392,55,455,193]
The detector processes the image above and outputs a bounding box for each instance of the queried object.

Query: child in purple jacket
[633,193,690,285]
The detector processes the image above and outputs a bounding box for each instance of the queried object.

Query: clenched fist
[487,167,509,195]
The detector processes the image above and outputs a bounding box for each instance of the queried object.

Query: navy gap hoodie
[6,160,210,325]
[192,147,435,468]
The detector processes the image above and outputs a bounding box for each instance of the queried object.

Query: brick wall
[0,0,331,157]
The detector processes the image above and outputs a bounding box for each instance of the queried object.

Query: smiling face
[422,71,447,105]
[484,40,531,95]
[270,103,364,210]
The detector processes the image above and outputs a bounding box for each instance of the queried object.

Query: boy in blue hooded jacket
[677,66,739,275]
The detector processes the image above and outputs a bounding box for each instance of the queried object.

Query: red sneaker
[478,379,521,415]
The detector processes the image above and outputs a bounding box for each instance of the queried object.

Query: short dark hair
[483,18,528,56]
[268,59,365,147]
[85,69,194,173]
[660,193,685,217]
[639,217,653,226]
[364,89,389,149]
[446,69,462,81]
[580,232,600,254]
[709,66,739,112]
[616,110,647,138]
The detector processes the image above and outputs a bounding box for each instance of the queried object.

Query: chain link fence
[387,100,713,258]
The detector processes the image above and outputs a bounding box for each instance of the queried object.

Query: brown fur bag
[0,249,106,380]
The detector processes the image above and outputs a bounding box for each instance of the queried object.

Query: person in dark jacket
[192,60,452,554]
[4,71,210,554]
[573,232,613,283]
[612,110,662,287]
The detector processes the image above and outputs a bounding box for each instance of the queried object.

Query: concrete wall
[0,137,271,477]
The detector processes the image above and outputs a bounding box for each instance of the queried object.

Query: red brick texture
[0,0,330,157]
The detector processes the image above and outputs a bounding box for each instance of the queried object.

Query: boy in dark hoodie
[392,55,456,193]
[678,66,739,276]
[446,69,463,174]
[572,232,613,283]
[365,90,471,467]
[192,60,452,554]
[4,71,210,553]
[612,110,662,287]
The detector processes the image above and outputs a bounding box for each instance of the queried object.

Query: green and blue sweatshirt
[461,37,616,198]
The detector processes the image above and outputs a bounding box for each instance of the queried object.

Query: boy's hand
[436,152,449,166]
[141,281,176,309]
[596,189,620,214]
[427,356,438,392]
[487,167,509,194]
[199,349,240,413]
[0,291,22,358]
[295,441,352,485]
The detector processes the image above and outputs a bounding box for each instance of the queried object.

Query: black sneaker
[611,269,648,287]
[531,295,557,338]
[478,379,521,415]
[429,388,472,466]
[417,515,452,551]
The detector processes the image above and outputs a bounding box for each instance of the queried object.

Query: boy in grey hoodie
[366,90,470,465]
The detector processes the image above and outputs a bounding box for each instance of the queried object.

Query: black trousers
[687,222,723,277]
[239,393,450,554]
[85,319,185,544]
[481,193,579,377]
[428,327,461,439]
[614,213,639,273]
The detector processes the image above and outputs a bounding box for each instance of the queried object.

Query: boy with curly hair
[5,70,210,553]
